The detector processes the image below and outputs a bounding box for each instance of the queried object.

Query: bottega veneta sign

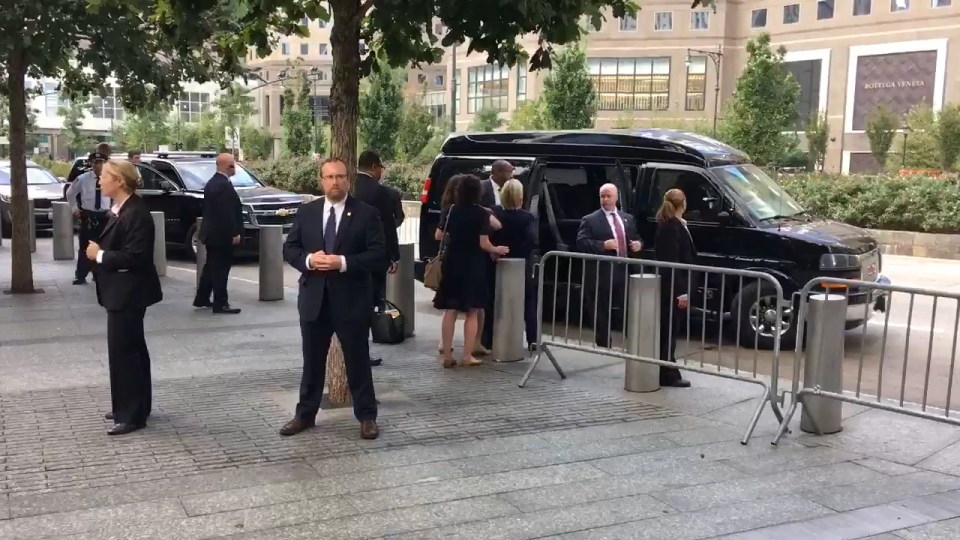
[851,50,937,131]
[863,80,926,90]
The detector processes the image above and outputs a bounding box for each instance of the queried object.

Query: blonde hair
[656,188,686,223]
[500,179,523,210]
[104,159,140,193]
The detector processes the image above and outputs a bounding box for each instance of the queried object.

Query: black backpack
[371,300,406,344]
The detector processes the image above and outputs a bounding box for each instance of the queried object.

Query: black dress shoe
[662,378,692,388]
[107,422,145,435]
[279,417,315,436]
[193,300,213,308]
[370,357,383,367]
[104,412,114,420]
[213,305,241,314]
[73,278,86,285]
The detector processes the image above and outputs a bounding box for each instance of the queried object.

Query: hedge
[246,156,426,200]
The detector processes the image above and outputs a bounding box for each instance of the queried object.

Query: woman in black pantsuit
[490,179,538,351]
[85,159,163,435]
[654,188,695,388]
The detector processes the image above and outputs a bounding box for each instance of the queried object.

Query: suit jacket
[283,195,387,322]
[386,184,405,228]
[576,208,641,256]
[655,217,699,300]
[95,195,163,312]
[479,179,498,208]
[199,172,243,246]
[354,172,400,263]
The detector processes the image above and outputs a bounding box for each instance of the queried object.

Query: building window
[281,42,289,55]
[467,64,509,113]
[891,0,910,11]
[854,0,873,14]
[685,57,707,111]
[751,8,767,27]
[818,0,835,19]
[43,83,62,116]
[516,63,527,102]
[91,89,124,121]
[783,4,800,23]
[317,20,326,28]
[319,44,328,55]
[933,0,951,7]
[691,11,709,30]
[309,96,330,123]
[654,12,673,31]
[786,60,822,129]
[300,43,309,56]
[620,14,637,31]
[434,75,444,86]
[178,92,210,123]
[588,57,671,111]
[417,73,427,84]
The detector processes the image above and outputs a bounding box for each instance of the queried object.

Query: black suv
[416,130,889,349]
[66,152,304,258]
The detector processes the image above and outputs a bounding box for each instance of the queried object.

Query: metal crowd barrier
[774,277,960,445]
[520,250,788,444]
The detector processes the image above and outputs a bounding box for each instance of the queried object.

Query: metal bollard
[625,274,662,393]
[492,258,526,362]
[151,211,166,276]
[258,225,284,301]
[195,218,206,288]
[386,243,415,337]
[52,202,74,260]
[800,292,847,435]
[28,199,36,253]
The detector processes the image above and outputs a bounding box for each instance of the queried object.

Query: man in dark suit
[353,150,399,367]
[194,153,242,314]
[480,160,512,208]
[280,158,386,440]
[576,183,643,348]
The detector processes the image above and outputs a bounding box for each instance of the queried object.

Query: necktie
[324,206,337,254]
[94,177,102,211]
[611,212,627,257]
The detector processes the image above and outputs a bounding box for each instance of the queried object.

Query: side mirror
[717,211,731,225]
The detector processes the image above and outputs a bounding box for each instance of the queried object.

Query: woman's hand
[494,245,509,256]
[677,294,689,310]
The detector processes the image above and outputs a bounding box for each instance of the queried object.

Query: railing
[520,250,787,444]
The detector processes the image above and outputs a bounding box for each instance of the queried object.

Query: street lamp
[901,121,912,169]
[685,44,723,138]
[310,66,322,152]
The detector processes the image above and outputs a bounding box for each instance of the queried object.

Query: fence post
[386,243,415,337]
[151,211,166,276]
[258,224,284,301]
[801,292,847,435]
[52,202,74,261]
[195,217,205,288]
[493,258,526,362]
[625,273,662,393]
[28,199,36,253]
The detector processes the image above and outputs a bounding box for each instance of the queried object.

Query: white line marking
[868,319,945,335]
[167,264,297,290]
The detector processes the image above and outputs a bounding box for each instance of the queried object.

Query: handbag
[371,300,406,344]
[424,231,448,291]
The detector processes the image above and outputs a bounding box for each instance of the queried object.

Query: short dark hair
[357,150,383,169]
[128,150,141,159]
[454,174,482,206]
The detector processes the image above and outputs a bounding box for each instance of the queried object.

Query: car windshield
[175,161,262,190]
[711,164,805,221]
[0,166,60,186]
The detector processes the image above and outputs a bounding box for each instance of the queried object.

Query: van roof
[439,129,750,167]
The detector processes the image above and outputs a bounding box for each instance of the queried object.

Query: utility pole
[450,43,457,133]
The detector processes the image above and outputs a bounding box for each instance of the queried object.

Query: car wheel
[185,223,198,262]
[732,281,797,351]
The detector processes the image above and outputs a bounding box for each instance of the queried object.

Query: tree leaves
[541,43,596,130]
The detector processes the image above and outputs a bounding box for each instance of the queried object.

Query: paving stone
[659,426,750,447]
[803,471,960,512]
[0,494,8,521]
[895,516,960,540]
[588,440,769,477]
[720,445,864,475]
[533,416,713,446]
[0,498,186,539]
[389,494,675,540]
[854,458,923,476]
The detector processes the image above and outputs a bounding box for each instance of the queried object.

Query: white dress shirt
[94,196,130,264]
[489,179,502,206]
[305,198,348,273]
[66,171,111,212]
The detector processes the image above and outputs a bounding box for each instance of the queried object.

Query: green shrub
[245,157,321,195]
[383,160,429,200]
[32,156,73,178]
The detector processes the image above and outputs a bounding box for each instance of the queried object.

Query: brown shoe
[360,420,379,440]
[279,417,315,437]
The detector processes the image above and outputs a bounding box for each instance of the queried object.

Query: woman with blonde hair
[84,159,163,434]
[654,188,694,388]
[490,179,538,351]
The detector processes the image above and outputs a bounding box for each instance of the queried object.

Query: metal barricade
[519,250,788,444]
[774,277,960,445]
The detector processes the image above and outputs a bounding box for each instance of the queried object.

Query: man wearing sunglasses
[194,153,242,314]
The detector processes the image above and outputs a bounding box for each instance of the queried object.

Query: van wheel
[732,282,797,351]
[184,224,199,262]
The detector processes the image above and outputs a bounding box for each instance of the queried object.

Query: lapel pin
[347,212,352,217]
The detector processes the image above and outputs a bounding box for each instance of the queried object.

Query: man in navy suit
[194,153,243,314]
[576,183,642,348]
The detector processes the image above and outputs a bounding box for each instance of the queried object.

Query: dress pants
[658,298,684,385]
[107,308,153,425]
[586,260,627,348]
[296,293,378,422]
[196,244,233,307]
[371,269,387,309]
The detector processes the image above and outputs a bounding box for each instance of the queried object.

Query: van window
[151,161,183,188]
[542,163,627,220]
[430,157,534,207]
[136,165,163,190]
[649,168,724,223]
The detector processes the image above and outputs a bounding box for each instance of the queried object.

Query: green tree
[805,110,830,173]
[359,62,404,159]
[509,100,548,130]
[722,33,801,166]
[194,113,227,151]
[59,99,91,158]
[936,103,960,171]
[470,108,502,132]
[241,122,274,160]
[541,44,597,130]
[216,83,257,154]
[396,97,434,159]
[896,103,940,170]
[116,106,172,152]
[281,73,314,157]
[865,104,899,169]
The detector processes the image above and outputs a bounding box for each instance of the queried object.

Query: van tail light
[420,177,431,204]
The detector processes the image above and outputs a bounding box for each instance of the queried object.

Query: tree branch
[359,0,373,16]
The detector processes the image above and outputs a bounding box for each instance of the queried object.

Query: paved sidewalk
[2,240,960,539]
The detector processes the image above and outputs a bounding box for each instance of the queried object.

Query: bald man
[576,183,642,348]
[480,160,513,208]
[194,153,243,314]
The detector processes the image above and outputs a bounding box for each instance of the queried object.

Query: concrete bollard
[28,199,36,253]
[625,273,662,393]
[801,293,847,435]
[258,225,284,301]
[492,258,527,363]
[195,217,206,288]
[151,211,166,276]
[386,243,416,337]
[52,201,74,261]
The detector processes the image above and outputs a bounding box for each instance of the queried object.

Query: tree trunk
[6,50,36,294]
[324,0,364,407]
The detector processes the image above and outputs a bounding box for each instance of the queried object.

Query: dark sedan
[0,160,66,237]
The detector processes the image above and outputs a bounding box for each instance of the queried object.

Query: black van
[416,129,888,348]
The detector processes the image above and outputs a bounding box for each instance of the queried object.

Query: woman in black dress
[490,179,538,351]
[434,174,509,368]
[654,188,694,388]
